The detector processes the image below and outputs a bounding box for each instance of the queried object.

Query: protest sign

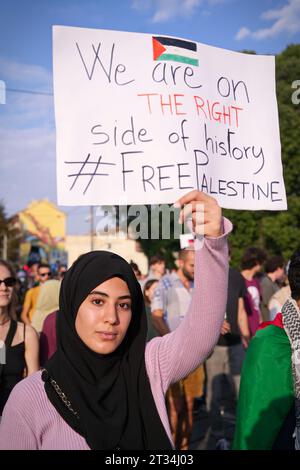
[53,26,287,210]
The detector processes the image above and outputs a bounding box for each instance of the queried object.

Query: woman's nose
[0,281,7,291]
[103,303,118,324]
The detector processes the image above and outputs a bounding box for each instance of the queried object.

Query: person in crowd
[31,279,60,333]
[204,263,250,449]
[20,263,52,325]
[268,283,291,321]
[15,269,28,318]
[143,279,159,342]
[260,255,285,321]
[233,248,300,450]
[241,247,266,337]
[39,311,58,366]
[26,261,40,289]
[0,190,231,450]
[151,246,204,449]
[130,261,142,281]
[0,260,39,417]
[139,253,166,290]
[57,265,67,281]
[37,276,63,364]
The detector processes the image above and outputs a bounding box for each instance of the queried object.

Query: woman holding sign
[0,191,231,450]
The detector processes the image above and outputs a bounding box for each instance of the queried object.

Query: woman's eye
[92,299,103,305]
[119,303,131,310]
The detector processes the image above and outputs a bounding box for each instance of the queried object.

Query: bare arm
[151,309,170,336]
[237,297,250,348]
[221,320,231,335]
[24,325,40,375]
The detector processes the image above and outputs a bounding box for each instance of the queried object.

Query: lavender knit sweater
[0,219,231,450]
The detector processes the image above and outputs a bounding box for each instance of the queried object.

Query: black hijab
[42,251,171,450]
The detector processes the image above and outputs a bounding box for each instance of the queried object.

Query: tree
[224,44,300,266]
[0,202,8,259]
[0,201,22,263]
[133,204,181,268]
[117,204,180,268]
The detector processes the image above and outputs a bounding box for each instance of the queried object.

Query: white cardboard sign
[53,26,287,210]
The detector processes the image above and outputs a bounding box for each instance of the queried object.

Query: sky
[0,0,299,234]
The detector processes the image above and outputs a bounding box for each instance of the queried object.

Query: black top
[0,320,26,414]
[218,268,247,347]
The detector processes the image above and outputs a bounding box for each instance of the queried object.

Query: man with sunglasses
[20,264,51,326]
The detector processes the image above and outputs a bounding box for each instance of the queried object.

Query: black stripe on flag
[153,36,197,52]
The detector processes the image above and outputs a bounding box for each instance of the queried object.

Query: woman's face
[0,265,14,310]
[145,281,158,303]
[75,277,132,354]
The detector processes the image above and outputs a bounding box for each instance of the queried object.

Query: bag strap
[5,320,17,347]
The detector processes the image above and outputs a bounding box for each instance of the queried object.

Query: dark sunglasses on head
[40,272,51,277]
[0,277,16,287]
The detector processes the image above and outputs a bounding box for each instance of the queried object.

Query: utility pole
[90,206,94,251]
[0,232,7,260]
[3,232,7,260]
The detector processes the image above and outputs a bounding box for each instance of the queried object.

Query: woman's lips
[96,331,118,341]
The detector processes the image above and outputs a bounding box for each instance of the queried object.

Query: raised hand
[174,190,222,238]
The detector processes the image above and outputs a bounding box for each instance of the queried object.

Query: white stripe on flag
[162,45,197,60]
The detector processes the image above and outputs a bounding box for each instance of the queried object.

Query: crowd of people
[0,190,299,450]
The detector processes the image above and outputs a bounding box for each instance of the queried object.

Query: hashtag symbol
[65,154,116,195]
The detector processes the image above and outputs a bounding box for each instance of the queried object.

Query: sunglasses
[40,272,51,277]
[0,277,16,287]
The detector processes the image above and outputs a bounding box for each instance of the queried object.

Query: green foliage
[0,201,8,260]
[225,44,300,267]
[0,201,21,263]
[127,204,180,269]
[0,201,7,233]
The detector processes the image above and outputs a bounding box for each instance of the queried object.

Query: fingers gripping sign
[174,190,222,241]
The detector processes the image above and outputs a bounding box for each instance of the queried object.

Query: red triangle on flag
[152,38,166,61]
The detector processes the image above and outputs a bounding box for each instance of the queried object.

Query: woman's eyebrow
[118,295,132,300]
[88,291,108,297]
[88,291,131,300]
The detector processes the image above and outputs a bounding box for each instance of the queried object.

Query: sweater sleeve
[0,385,38,450]
[145,217,231,393]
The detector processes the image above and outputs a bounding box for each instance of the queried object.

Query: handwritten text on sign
[53,26,287,210]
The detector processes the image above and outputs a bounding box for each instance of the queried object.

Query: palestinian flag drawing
[152,36,199,67]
